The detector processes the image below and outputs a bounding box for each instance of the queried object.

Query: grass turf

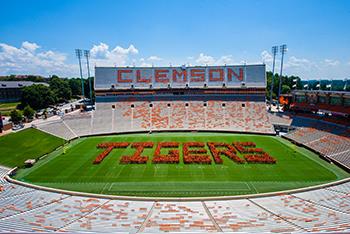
[0,102,20,116]
[0,128,65,167]
[14,132,349,197]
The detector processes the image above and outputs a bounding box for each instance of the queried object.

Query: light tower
[269,46,278,108]
[277,44,287,111]
[75,49,85,98]
[84,50,93,102]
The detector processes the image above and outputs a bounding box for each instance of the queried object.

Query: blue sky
[1,0,350,79]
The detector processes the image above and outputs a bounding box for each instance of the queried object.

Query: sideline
[276,136,349,179]
[5,167,350,202]
[14,138,83,178]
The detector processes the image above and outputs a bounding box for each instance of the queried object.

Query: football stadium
[0,64,350,232]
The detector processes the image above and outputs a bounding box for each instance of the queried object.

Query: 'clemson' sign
[95,64,265,89]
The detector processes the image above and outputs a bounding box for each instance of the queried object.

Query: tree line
[266,71,349,101]
[19,75,94,110]
[9,76,93,124]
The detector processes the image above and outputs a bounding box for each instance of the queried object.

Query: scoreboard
[95,64,265,90]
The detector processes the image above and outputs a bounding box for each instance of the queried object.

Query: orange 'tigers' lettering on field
[93,141,277,165]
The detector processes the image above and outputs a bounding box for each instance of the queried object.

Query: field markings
[100,182,110,194]
[248,182,259,193]
[108,182,114,191]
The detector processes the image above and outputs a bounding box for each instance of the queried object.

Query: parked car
[12,124,24,131]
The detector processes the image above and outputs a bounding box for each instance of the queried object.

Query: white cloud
[0,41,76,76]
[140,62,152,67]
[90,42,109,59]
[113,44,138,55]
[194,53,236,66]
[22,41,40,52]
[216,55,234,65]
[261,50,273,64]
[195,53,215,65]
[90,43,139,67]
[38,50,66,62]
[286,56,312,68]
[266,54,348,79]
[138,58,152,67]
[0,41,142,76]
[147,55,162,61]
[324,59,339,66]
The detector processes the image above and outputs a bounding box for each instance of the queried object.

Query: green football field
[13,132,349,197]
[0,128,65,167]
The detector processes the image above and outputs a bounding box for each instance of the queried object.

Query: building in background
[0,81,48,102]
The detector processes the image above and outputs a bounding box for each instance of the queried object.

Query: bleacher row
[1,166,350,233]
[268,113,350,136]
[35,101,274,140]
[284,127,350,169]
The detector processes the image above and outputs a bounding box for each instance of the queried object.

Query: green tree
[21,84,57,110]
[49,77,72,102]
[69,78,82,96]
[84,77,95,100]
[10,110,23,124]
[282,85,291,94]
[266,72,302,99]
[266,72,279,100]
[23,105,35,120]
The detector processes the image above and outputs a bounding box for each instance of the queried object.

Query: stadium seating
[331,151,350,168]
[268,113,293,126]
[113,102,133,132]
[143,202,217,232]
[35,120,77,140]
[206,101,226,130]
[293,187,350,214]
[66,200,154,233]
[34,100,275,139]
[93,101,275,134]
[251,194,350,232]
[187,102,205,129]
[150,102,169,130]
[130,102,150,131]
[1,166,350,233]
[169,101,187,129]
[63,113,92,136]
[288,115,349,136]
[91,103,113,134]
[284,127,329,144]
[205,199,299,232]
